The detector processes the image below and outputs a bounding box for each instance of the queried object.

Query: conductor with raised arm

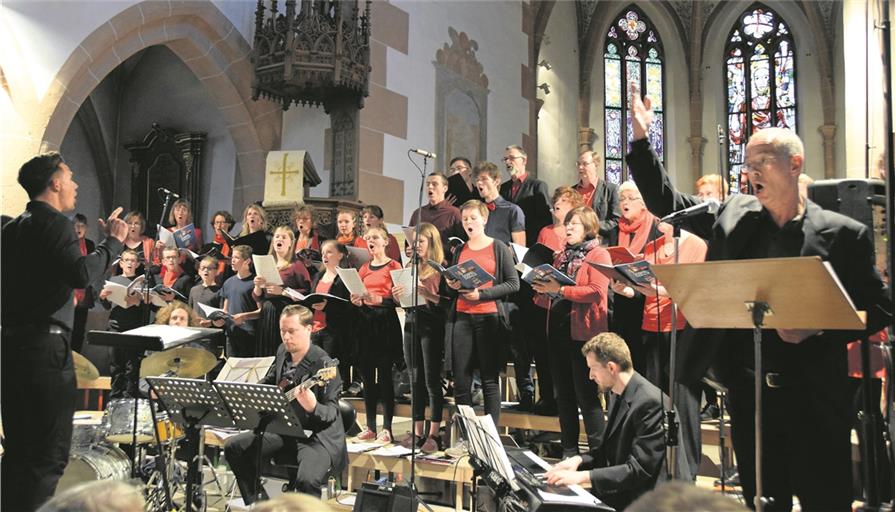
[627,84,893,510]
[2,153,127,511]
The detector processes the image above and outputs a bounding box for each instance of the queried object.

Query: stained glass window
[724,3,796,193]
[603,6,664,184]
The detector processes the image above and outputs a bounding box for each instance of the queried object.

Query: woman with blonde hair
[392,222,446,453]
[253,225,312,356]
[237,203,272,255]
[155,300,200,327]
[166,198,203,252]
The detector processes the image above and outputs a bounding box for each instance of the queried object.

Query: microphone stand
[405,151,435,512]
[717,124,727,201]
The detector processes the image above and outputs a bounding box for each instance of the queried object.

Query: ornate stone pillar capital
[578,127,597,152]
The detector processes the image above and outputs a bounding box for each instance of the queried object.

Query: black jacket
[579,372,666,510]
[2,201,123,329]
[589,179,622,239]
[500,177,552,247]
[262,343,347,472]
[308,272,353,340]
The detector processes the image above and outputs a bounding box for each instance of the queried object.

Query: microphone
[660,199,720,224]
[157,187,180,199]
[410,148,437,159]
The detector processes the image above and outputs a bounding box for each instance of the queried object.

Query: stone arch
[37,1,281,208]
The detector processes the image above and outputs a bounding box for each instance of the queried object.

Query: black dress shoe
[700,403,720,421]
[510,393,535,412]
[532,399,557,416]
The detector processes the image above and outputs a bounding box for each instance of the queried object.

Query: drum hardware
[72,350,99,382]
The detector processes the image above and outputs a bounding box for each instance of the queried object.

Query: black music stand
[652,256,867,512]
[147,377,236,512]
[213,381,306,504]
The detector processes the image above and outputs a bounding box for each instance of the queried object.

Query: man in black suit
[545,332,666,511]
[498,145,552,410]
[627,85,892,510]
[574,150,621,238]
[224,305,347,504]
[499,145,552,247]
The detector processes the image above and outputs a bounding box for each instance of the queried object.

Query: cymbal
[73,351,99,381]
[140,346,217,379]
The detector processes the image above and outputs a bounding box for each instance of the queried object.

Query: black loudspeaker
[808,178,887,276]
[353,481,419,512]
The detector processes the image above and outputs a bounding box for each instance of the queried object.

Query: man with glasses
[446,156,481,206]
[500,145,552,248]
[574,150,621,238]
[498,145,552,412]
[627,83,892,510]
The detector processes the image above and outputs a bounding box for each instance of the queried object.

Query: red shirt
[312,279,333,331]
[456,243,498,314]
[573,182,596,209]
[354,235,403,262]
[359,259,403,306]
[641,233,707,332]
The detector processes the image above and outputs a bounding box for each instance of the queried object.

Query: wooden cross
[270,153,300,196]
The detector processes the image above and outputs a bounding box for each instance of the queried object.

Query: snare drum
[105,398,154,444]
[56,444,130,494]
[155,412,184,443]
[72,410,109,448]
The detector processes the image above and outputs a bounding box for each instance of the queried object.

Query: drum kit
[60,347,220,509]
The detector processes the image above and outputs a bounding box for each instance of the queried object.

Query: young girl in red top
[354,205,402,262]
[391,222,445,453]
[310,240,353,380]
[253,226,312,356]
[445,200,519,423]
[292,205,322,281]
[531,206,610,458]
[350,226,403,442]
[335,209,359,246]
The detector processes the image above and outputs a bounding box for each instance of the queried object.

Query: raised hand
[98,207,128,242]
[629,83,653,142]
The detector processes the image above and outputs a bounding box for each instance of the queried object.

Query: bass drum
[56,444,130,494]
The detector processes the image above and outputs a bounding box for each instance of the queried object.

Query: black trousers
[228,328,256,358]
[224,432,332,505]
[642,330,700,481]
[507,301,533,396]
[547,338,605,457]
[452,313,502,423]
[529,305,554,404]
[312,328,351,386]
[403,310,445,422]
[358,361,395,432]
[728,374,852,511]
[2,329,78,511]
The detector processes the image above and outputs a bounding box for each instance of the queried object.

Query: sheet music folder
[651,256,866,330]
[88,325,224,352]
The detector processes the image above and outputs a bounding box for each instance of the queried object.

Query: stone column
[328,97,360,199]
[818,124,837,179]
[688,136,707,180]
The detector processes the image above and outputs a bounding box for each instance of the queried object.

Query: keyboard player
[545,333,666,511]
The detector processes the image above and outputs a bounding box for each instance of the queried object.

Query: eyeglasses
[742,155,780,174]
[565,221,584,227]
[503,156,523,162]
[619,195,643,202]
[577,161,595,168]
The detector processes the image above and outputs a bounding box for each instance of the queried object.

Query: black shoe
[700,403,720,421]
[532,399,557,416]
[510,392,535,412]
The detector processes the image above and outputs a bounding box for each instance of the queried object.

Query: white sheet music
[252,254,284,286]
[122,325,214,349]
